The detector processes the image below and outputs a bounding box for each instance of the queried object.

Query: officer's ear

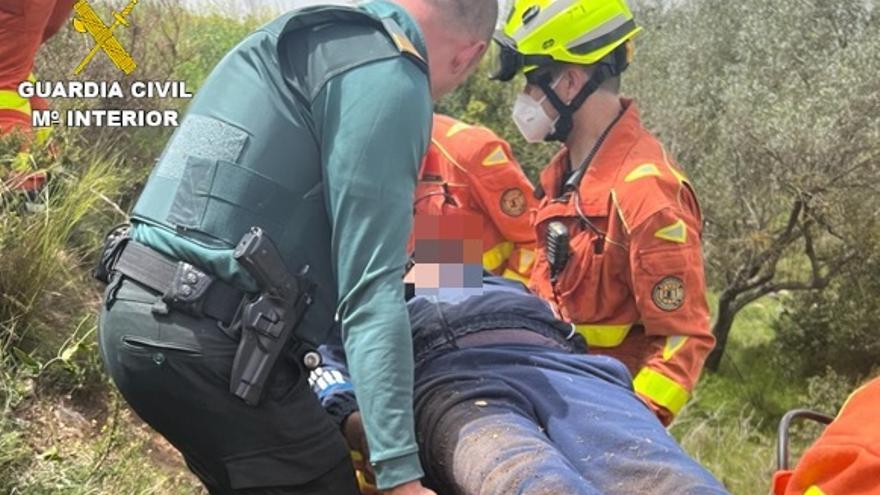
[451,40,488,77]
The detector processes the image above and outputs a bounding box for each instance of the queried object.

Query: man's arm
[628,194,715,425]
[312,56,431,489]
[310,342,358,430]
[453,132,538,282]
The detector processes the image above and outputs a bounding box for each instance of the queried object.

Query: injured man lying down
[310,220,730,495]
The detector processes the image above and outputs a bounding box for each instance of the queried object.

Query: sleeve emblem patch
[652,276,685,311]
[500,188,527,217]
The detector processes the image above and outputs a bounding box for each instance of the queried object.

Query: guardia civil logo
[71,0,139,75]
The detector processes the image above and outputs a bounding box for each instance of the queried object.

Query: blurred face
[405,214,484,297]
[428,38,488,100]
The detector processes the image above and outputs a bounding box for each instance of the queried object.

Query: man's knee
[428,411,596,495]
[454,446,595,495]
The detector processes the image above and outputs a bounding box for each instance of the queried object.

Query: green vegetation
[1,1,877,494]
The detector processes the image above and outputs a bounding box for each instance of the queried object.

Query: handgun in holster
[230,226,320,406]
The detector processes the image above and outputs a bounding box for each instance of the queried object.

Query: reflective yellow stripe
[654,219,687,244]
[624,163,661,182]
[517,248,536,274]
[610,189,631,233]
[665,161,689,184]
[502,268,529,284]
[633,368,690,415]
[804,486,826,495]
[0,89,31,116]
[574,324,632,348]
[483,241,514,271]
[445,121,471,137]
[482,145,509,166]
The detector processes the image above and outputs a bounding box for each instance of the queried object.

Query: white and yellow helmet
[490,0,641,81]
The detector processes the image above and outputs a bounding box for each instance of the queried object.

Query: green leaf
[60,343,79,363]
[12,347,40,370]
[38,445,61,461]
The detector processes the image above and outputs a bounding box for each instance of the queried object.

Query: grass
[671,292,846,495]
[0,131,202,494]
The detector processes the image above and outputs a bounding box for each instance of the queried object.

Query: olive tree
[627,0,880,370]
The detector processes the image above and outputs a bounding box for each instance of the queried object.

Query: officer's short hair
[427,0,498,41]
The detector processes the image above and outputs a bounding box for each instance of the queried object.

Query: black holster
[229,226,319,406]
[94,223,130,284]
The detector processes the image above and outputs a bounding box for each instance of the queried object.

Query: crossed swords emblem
[71,0,139,75]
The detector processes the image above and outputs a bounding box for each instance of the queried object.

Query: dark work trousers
[98,277,359,495]
[414,345,731,495]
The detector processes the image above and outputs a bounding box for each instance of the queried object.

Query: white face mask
[512,79,562,143]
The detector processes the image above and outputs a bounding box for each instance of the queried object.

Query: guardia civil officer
[95,1,498,494]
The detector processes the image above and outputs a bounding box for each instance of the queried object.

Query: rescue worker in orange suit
[491,0,714,425]
[0,0,74,199]
[0,0,73,135]
[773,377,880,495]
[411,113,538,283]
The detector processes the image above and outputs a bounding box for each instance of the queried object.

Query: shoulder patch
[482,145,509,167]
[654,218,687,244]
[381,18,426,66]
[625,163,662,182]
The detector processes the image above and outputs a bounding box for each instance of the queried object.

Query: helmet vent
[522,5,541,24]
[543,39,555,49]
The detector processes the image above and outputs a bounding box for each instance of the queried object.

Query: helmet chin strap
[537,63,616,143]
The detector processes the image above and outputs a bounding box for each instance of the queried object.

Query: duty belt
[413,324,585,366]
[112,240,247,325]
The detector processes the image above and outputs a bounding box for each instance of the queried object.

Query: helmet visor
[489,31,558,82]
[488,32,523,82]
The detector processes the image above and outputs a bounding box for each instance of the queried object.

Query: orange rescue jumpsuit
[0,0,74,136]
[529,99,714,425]
[773,377,880,495]
[412,114,538,282]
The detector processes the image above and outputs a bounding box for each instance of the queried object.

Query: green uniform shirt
[311,3,430,488]
[131,1,431,488]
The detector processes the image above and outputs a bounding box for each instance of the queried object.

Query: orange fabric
[774,471,795,495]
[528,99,714,424]
[778,378,880,495]
[410,114,538,279]
[0,0,74,135]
